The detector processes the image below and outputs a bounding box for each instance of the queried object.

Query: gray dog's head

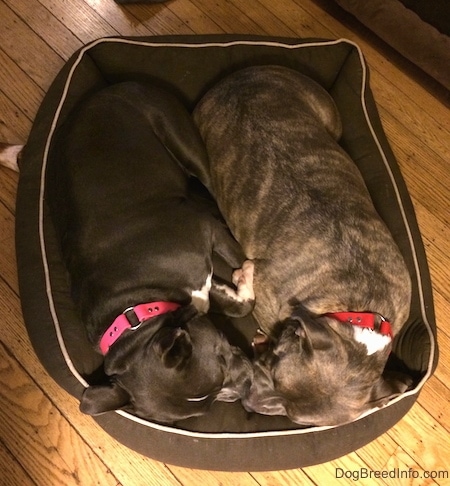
[243,307,411,426]
[80,306,252,423]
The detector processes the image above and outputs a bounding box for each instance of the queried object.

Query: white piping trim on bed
[352,40,436,402]
[38,36,436,438]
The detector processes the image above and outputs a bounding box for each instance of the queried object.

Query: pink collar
[324,311,393,338]
[99,301,181,355]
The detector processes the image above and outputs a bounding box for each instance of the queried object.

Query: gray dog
[192,65,412,426]
[44,82,255,423]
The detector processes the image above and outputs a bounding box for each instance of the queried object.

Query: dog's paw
[232,260,255,301]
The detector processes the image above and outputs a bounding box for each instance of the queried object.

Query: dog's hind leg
[0,143,23,172]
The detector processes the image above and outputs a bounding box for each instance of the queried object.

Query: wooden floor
[0,0,449,484]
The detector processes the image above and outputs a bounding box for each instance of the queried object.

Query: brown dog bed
[15,35,438,471]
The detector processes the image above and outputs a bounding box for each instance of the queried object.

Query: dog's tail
[0,143,23,172]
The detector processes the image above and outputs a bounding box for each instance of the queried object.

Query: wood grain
[0,0,448,484]
[0,342,120,486]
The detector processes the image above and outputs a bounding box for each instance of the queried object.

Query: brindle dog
[192,65,412,426]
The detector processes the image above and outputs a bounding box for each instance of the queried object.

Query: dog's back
[50,82,192,231]
[47,82,214,333]
[194,66,411,334]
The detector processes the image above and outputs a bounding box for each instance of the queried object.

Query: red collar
[324,311,393,338]
[99,301,181,355]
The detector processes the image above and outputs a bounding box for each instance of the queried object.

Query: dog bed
[15,35,438,471]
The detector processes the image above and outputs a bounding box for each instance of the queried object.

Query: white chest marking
[353,327,392,355]
[191,272,212,313]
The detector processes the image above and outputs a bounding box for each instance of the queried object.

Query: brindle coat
[192,65,412,426]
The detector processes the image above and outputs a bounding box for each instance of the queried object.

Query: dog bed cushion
[15,34,438,471]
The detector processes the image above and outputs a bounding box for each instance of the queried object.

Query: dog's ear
[287,308,332,352]
[216,385,242,403]
[369,371,413,408]
[244,361,287,416]
[155,328,193,368]
[254,395,287,416]
[79,383,130,415]
[245,367,287,416]
[299,317,332,351]
[216,345,252,403]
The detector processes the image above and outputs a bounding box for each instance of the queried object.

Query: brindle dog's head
[243,307,411,426]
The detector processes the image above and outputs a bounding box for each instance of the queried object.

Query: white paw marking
[232,260,255,301]
[214,283,242,301]
[353,326,391,355]
[191,271,212,313]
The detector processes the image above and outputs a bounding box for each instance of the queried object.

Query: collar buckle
[99,301,181,355]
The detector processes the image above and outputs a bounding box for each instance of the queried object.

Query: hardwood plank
[167,0,224,34]
[0,167,20,294]
[433,290,450,341]
[418,376,450,432]
[383,446,440,485]
[229,0,297,37]
[0,1,64,90]
[431,326,450,385]
[4,0,83,59]
[0,439,36,486]
[0,203,19,293]
[304,451,384,485]
[0,92,31,144]
[422,243,450,311]
[355,433,398,470]
[125,2,195,36]
[189,0,264,34]
[379,117,450,221]
[0,158,46,359]
[0,48,43,124]
[250,468,320,485]
[167,467,259,486]
[407,206,450,327]
[80,0,156,37]
[0,342,121,486]
[388,403,450,475]
[34,0,117,44]
[0,164,19,214]
[257,0,323,38]
[374,79,450,155]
